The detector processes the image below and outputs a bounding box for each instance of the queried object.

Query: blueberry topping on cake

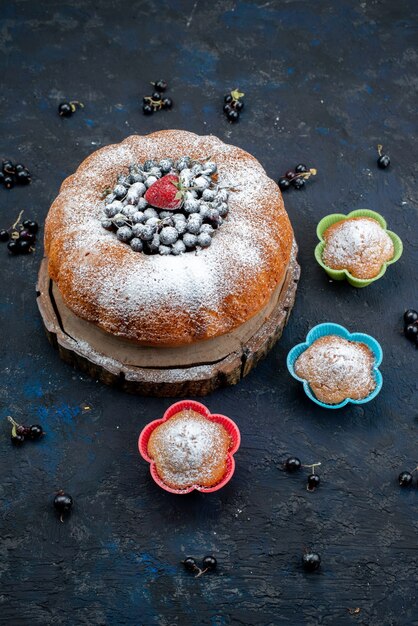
[130,237,143,252]
[197,233,212,248]
[100,157,229,254]
[116,226,133,242]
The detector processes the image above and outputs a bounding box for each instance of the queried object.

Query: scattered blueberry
[405,324,418,340]
[7,416,44,445]
[183,555,217,577]
[2,160,15,174]
[7,241,20,254]
[53,490,73,521]
[227,109,239,122]
[58,100,84,118]
[16,169,32,185]
[285,457,302,472]
[292,177,305,189]
[11,433,25,445]
[18,240,32,254]
[403,309,418,346]
[377,145,390,169]
[302,552,321,572]
[23,219,39,233]
[404,309,418,325]
[398,471,413,487]
[223,88,245,122]
[202,556,217,571]
[183,557,198,572]
[0,229,9,242]
[278,177,290,192]
[19,229,35,243]
[278,164,317,191]
[28,424,44,440]
[377,155,390,169]
[4,176,14,190]
[162,97,173,110]
[143,81,173,114]
[58,102,73,117]
[154,80,167,92]
[1,160,32,190]
[307,474,321,491]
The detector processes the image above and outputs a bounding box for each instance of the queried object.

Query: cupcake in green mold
[315,209,403,287]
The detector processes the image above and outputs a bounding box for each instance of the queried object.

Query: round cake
[44,130,293,347]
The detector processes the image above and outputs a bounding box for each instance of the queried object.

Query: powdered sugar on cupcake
[147,410,231,489]
[322,217,394,280]
[295,335,376,405]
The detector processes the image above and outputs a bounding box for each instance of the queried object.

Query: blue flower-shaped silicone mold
[286,323,383,409]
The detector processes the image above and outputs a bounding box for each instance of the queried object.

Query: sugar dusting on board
[147,410,231,489]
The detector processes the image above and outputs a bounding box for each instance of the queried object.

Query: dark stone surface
[0,1,417,624]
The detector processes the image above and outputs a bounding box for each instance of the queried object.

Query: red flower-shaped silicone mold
[138,400,241,495]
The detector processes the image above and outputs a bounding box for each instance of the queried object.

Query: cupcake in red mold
[138,400,240,494]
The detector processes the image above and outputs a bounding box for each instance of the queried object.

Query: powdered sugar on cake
[45,131,293,345]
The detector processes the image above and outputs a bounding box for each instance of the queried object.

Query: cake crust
[44,130,293,346]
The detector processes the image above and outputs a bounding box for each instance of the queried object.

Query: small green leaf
[231,89,244,100]
[101,187,112,199]
[175,191,183,200]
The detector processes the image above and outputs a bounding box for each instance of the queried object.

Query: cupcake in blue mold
[287,323,383,409]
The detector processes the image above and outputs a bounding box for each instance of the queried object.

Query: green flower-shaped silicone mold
[314,209,403,288]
